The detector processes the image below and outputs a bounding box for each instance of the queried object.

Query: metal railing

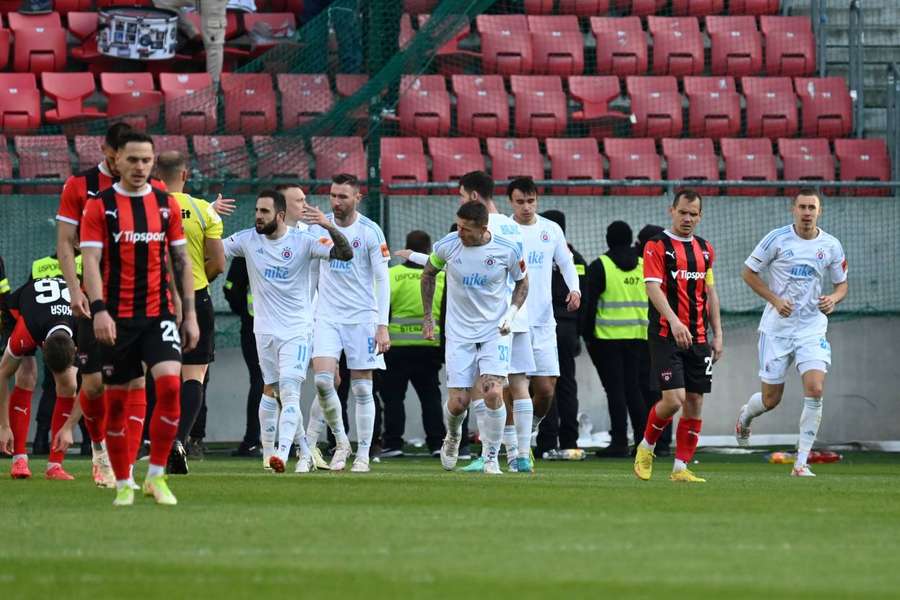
[849,0,865,138]
[888,63,900,188]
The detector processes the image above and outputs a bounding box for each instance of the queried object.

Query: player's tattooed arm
[510,273,529,309]
[324,224,353,261]
[421,261,439,340]
[170,244,195,316]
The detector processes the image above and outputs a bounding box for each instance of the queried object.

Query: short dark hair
[456,200,489,227]
[155,150,187,182]
[43,330,75,373]
[258,189,286,214]
[507,176,537,199]
[673,188,702,210]
[276,183,304,193]
[405,230,432,254]
[332,173,360,189]
[794,187,822,204]
[459,171,493,200]
[105,122,133,150]
[117,131,155,150]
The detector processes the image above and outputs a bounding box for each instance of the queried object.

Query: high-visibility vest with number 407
[594,255,648,340]
[389,263,444,347]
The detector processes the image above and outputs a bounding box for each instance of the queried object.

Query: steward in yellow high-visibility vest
[581,221,650,458]
[381,231,447,456]
[31,253,83,281]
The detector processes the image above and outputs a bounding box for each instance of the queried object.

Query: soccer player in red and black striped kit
[56,123,168,488]
[80,132,199,506]
[633,190,723,483]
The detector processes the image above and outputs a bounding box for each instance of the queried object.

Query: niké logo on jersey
[329,259,352,271]
[264,265,289,280]
[790,265,816,278]
[462,273,488,287]
[528,251,545,266]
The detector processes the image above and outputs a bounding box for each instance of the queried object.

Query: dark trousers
[537,319,580,453]
[239,322,264,446]
[381,346,446,452]
[587,338,648,449]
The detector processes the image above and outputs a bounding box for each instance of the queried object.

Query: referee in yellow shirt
[155,151,226,474]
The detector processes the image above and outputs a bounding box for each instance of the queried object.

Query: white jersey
[518,215,576,327]
[315,212,389,324]
[488,212,529,332]
[224,226,334,337]
[293,221,319,311]
[431,230,527,343]
[745,225,847,338]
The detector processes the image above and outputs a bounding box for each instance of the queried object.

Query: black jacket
[552,244,587,323]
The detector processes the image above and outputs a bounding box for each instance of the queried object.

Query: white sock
[513,399,533,459]
[259,395,279,454]
[116,479,130,490]
[471,399,487,458]
[673,458,687,473]
[482,404,506,463]
[741,392,768,427]
[315,372,349,447]
[639,439,656,452]
[276,401,302,460]
[305,396,326,446]
[46,462,61,471]
[796,397,823,467]
[446,406,465,437]
[128,464,135,482]
[502,425,518,462]
[147,463,165,478]
[352,379,375,460]
[13,454,27,461]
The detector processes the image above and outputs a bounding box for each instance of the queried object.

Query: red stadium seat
[528,15,584,76]
[558,0,611,16]
[101,72,161,131]
[252,136,311,181]
[220,73,277,136]
[428,137,486,191]
[276,74,334,129]
[834,138,891,196]
[729,0,780,15]
[0,73,41,131]
[478,14,533,75]
[778,138,835,195]
[0,28,10,71]
[486,137,545,183]
[403,0,439,13]
[67,11,106,65]
[151,135,188,156]
[311,136,366,184]
[647,16,704,76]
[590,17,648,77]
[41,72,105,124]
[53,0,92,13]
[546,137,604,194]
[760,16,816,77]
[662,138,720,196]
[794,77,853,140]
[742,76,798,139]
[159,72,217,135]
[618,0,667,16]
[720,137,777,195]
[14,134,70,193]
[671,0,724,15]
[381,137,428,193]
[522,0,553,12]
[510,75,567,138]
[335,73,368,124]
[626,76,683,138]
[569,75,629,139]
[706,16,763,77]
[397,76,451,137]
[683,76,741,139]
[604,138,661,195]
[8,13,66,74]
[74,135,104,171]
[452,75,510,138]
[399,13,415,48]
[192,135,251,182]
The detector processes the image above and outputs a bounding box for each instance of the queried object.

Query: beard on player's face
[255,216,278,235]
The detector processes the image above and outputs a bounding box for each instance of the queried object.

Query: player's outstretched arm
[741,265,792,317]
[56,222,89,318]
[170,243,199,354]
[647,281,692,349]
[707,283,724,362]
[421,261,440,340]
[0,350,20,454]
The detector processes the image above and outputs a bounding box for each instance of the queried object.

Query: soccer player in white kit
[421,200,529,475]
[506,177,581,462]
[310,174,391,473]
[223,189,353,473]
[735,189,848,477]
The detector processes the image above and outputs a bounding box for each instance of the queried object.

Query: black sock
[177,380,204,443]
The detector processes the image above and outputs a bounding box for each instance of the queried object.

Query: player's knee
[804,381,824,399]
[57,378,78,398]
[82,374,103,398]
[263,383,279,399]
[280,377,301,401]
[350,378,373,401]
[314,372,335,396]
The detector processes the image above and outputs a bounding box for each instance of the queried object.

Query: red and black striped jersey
[56,162,167,228]
[80,183,186,320]
[643,231,715,344]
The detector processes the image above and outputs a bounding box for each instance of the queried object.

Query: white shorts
[445,335,510,389]
[312,320,386,371]
[528,324,559,377]
[507,329,536,375]
[255,333,312,386]
[758,332,831,385]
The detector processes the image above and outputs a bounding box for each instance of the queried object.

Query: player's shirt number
[34,279,71,304]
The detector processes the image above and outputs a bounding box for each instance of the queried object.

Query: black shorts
[182,287,215,365]
[75,316,103,375]
[100,317,182,385]
[648,336,713,394]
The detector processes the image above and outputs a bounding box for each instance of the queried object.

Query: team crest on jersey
[540,230,550,242]
[281,247,293,260]
[816,249,825,261]
[159,207,170,220]
[484,256,497,267]
[702,251,709,261]
[352,237,362,249]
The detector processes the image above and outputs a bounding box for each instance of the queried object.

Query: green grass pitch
[2,452,899,599]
